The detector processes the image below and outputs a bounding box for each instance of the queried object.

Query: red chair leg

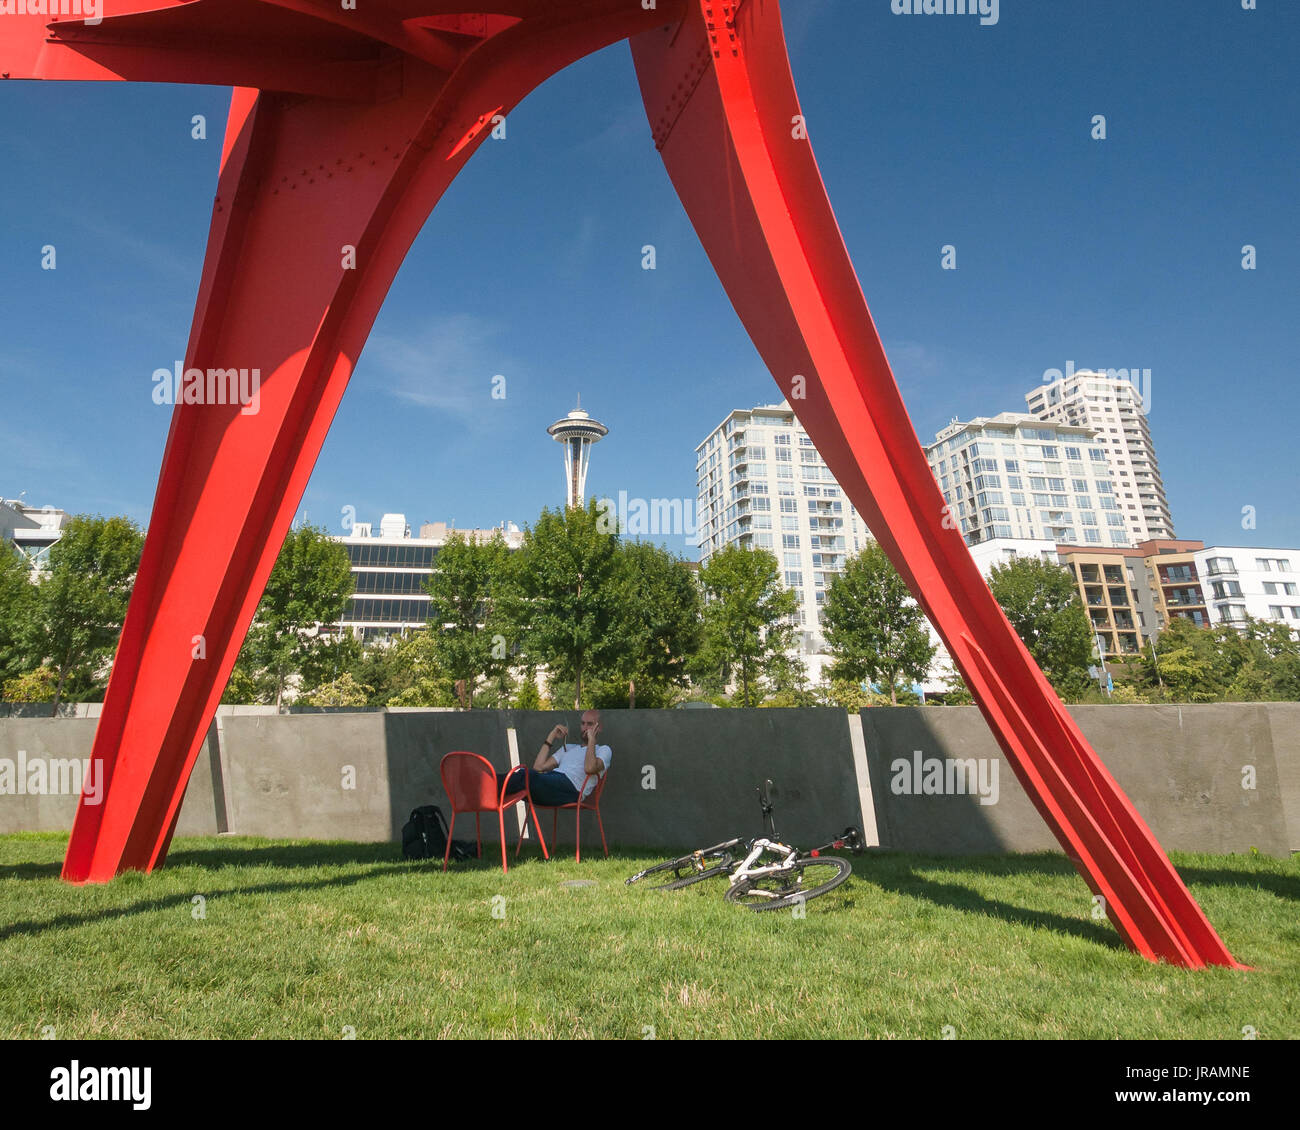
[596,806,608,858]
[497,811,509,876]
[528,797,550,862]
[443,810,456,873]
[574,805,582,863]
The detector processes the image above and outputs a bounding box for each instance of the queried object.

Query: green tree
[506,501,622,709]
[1137,616,1222,702]
[0,547,35,687]
[20,515,144,714]
[297,632,364,697]
[821,543,937,705]
[818,677,876,711]
[762,650,816,706]
[299,672,374,707]
[987,556,1093,689]
[238,524,354,709]
[2,665,58,703]
[422,531,511,708]
[601,540,701,708]
[693,544,798,708]
[382,630,456,707]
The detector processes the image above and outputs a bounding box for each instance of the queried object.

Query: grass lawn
[1,832,1296,1039]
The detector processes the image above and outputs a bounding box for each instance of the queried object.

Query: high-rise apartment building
[695,401,872,659]
[925,412,1131,549]
[1025,369,1174,542]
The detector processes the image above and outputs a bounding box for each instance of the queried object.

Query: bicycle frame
[728,838,798,888]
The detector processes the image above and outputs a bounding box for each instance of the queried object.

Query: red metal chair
[439,752,549,874]
[534,766,610,862]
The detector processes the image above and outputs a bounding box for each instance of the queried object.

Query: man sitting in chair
[497,709,610,807]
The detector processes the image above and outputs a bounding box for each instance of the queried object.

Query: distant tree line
[4,508,1299,711]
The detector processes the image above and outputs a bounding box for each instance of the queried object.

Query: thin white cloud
[364,313,519,432]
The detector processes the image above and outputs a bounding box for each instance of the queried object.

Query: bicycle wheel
[626,845,737,890]
[724,856,852,911]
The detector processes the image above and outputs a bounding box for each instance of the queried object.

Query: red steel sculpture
[1,0,1243,968]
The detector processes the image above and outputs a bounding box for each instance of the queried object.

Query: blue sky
[2,0,1297,557]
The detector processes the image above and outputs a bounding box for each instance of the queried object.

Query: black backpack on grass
[402,805,473,862]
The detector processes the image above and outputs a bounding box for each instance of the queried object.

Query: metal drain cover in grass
[562,880,598,889]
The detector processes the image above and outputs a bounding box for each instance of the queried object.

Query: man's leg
[497,767,579,807]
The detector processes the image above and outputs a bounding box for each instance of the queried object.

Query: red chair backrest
[440,751,500,810]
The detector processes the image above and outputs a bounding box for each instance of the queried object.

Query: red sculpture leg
[3,0,1240,968]
[58,3,675,882]
[631,0,1241,968]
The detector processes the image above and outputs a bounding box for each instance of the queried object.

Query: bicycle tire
[626,845,737,890]
[724,855,852,911]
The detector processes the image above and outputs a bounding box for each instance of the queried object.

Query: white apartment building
[1,499,72,574]
[1194,546,1300,637]
[925,412,1132,550]
[330,514,522,640]
[695,401,872,663]
[1025,368,1174,542]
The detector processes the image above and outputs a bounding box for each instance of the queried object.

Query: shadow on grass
[0,861,63,881]
[1177,866,1300,904]
[852,851,1126,952]
[0,852,571,942]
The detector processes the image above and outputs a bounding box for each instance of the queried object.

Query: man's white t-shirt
[553,743,611,799]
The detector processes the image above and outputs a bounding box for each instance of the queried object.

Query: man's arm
[534,724,566,771]
[583,724,606,777]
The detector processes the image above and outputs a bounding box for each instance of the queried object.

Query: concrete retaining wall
[861,704,1292,857]
[0,717,223,836]
[2,704,1295,857]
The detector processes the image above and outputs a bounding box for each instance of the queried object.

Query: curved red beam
[0,0,1241,967]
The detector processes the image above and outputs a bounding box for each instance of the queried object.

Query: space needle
[547,398,608,508]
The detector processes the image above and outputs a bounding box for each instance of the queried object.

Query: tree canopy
[821,542,936,705]
[19,515,144,713]
[693,544,798,707]
[987,556,1093,689]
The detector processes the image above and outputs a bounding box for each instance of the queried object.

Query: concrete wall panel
[861,704,1291,857]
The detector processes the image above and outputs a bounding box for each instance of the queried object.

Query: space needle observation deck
[546,401,608,509]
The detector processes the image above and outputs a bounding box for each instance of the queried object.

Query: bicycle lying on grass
[625,780,862,911]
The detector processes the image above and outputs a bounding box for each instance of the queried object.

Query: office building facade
[331,514,522,639]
